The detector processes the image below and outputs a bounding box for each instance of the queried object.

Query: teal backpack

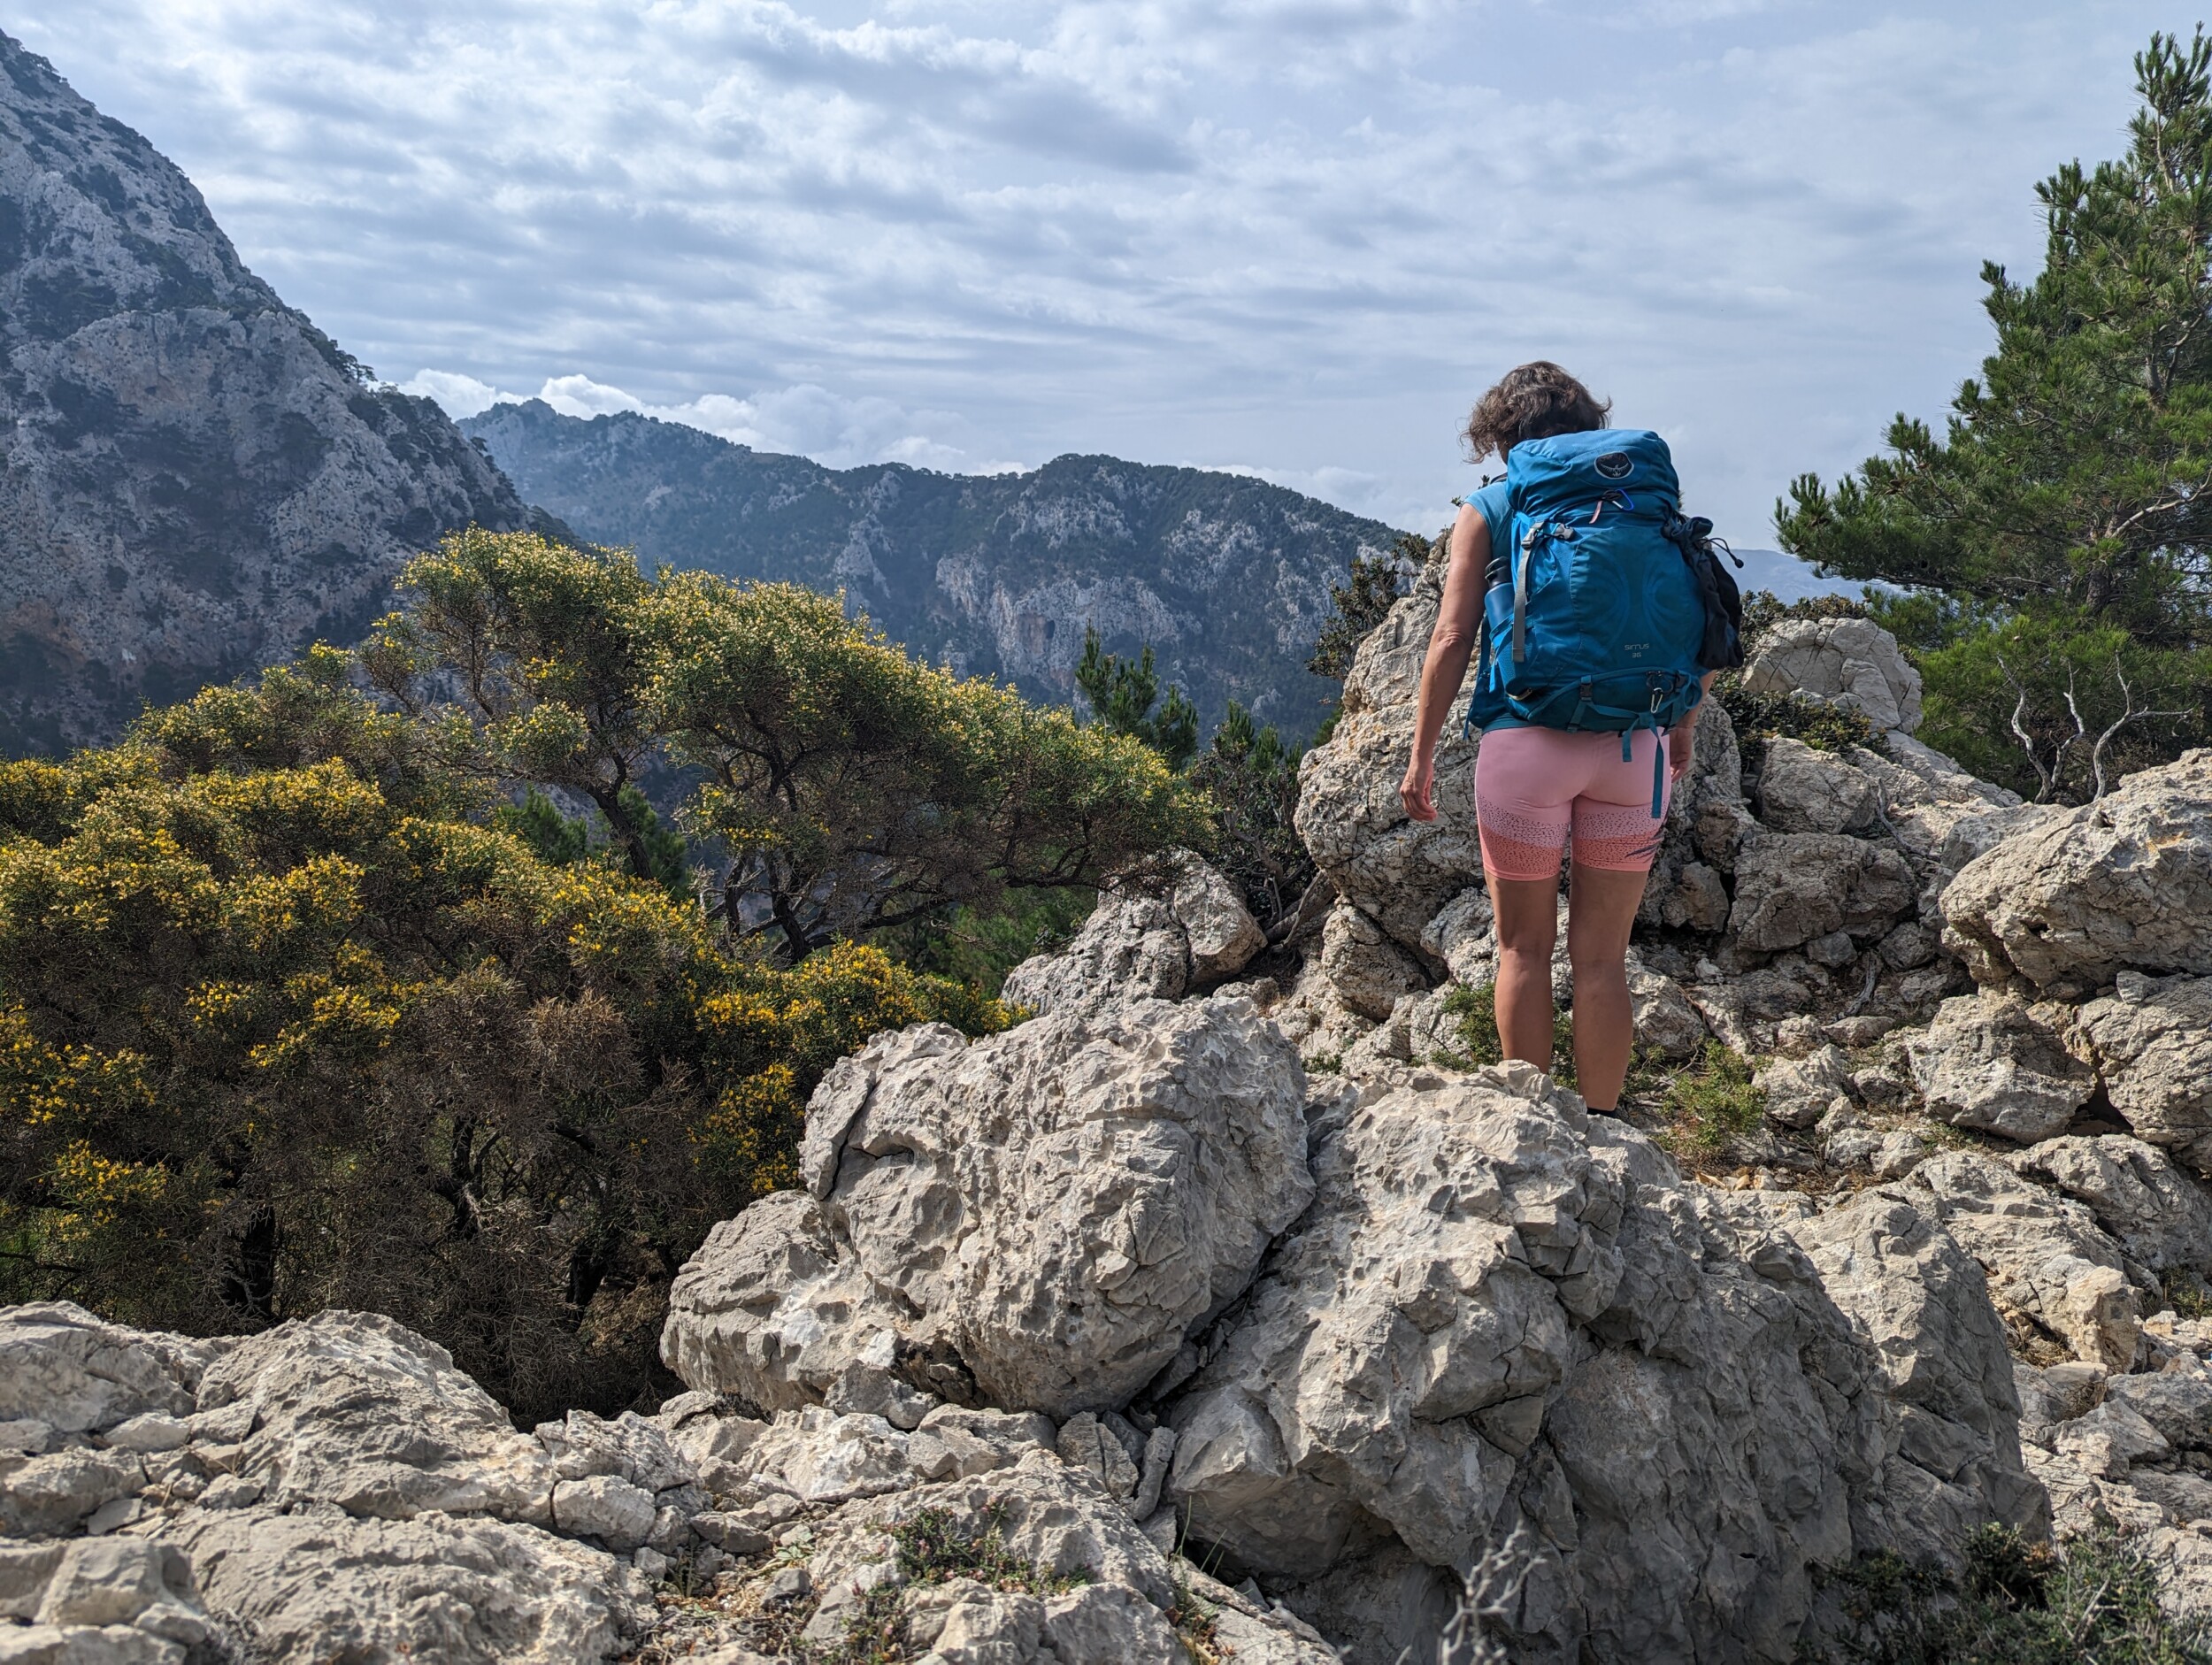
[1463,428,1744,814]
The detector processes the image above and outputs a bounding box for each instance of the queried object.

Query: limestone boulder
[1294,568,1484,954]
[1940,748,2212,994]
[793,1449,1335,1663]
[1838,734,2024,886]
[1159,1062,2037,1663]
[1902,1152,2144,1370]
[1755,739,1878,835]
[191,1309,559,1525]
[1756,1044,1855,1130]
[2009,1135,2212,1278]
[663,995,1312,1419]
[1638,702,1747,932]
[1726,831,1916,955]
[156,1506,649,1664]
[1001,852,1263,1017]
[1901,992,2097,1144]
[0,1304,225,1437]
[1781,1186,2049,1564]
[1319,900,1428,1020]
[2077,973,2212,1173]
[1743,616,1924,733]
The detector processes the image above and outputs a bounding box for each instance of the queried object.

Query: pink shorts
[1474,725,1672,882]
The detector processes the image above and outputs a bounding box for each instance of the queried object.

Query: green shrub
[1650,1042,1765,1160]
[1439,981,1576,1088]
[824,1504,1087,1663]
[1801,1524,2212,1664]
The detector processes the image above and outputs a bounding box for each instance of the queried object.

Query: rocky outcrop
[661,994,1312,1419]
[1161,1063,2038,1661]
[0,31,530,756]
[2077,973,2212,1174]
[1940,750,2212,996]
[1294,552,1482,955]
[1000,853,1263,1017]
[1743,616,1924,733]
[645,1024,2053,1663]
[1903,992,2098,1143]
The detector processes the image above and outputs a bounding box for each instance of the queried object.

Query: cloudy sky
[11,1,2187,541]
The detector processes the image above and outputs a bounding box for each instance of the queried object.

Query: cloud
[15,0,2187,542]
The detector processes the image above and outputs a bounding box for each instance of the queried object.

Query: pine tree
[1777,30,2212,799]
[1075,627,1199,771]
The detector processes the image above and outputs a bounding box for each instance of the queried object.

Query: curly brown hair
[1463,362,1610,463]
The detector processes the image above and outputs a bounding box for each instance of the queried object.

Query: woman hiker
[1398,362,1737,1116]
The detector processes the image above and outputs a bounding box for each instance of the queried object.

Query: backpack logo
[1594,452,1633,480]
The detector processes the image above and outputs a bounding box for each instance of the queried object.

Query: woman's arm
[1399,502,1489,823]
[1669,670,1721,779]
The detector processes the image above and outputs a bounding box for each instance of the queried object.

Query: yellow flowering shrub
[0,671,1009,1419]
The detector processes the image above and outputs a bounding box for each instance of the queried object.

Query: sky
[10,1,2191,542]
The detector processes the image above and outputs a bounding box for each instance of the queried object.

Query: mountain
[463,400,1408,741]
[1732,547,1868,603]
[0,30,529,755]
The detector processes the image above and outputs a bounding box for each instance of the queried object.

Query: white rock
[664,995,1311,1419]
[1903,992,2096,1143]
[1941,748,2212,993]
[1755,739,1879,835]
[96,1416,187,1455]
[191,1309,557,1524]
[1318,899,1427,1020]
[2010,1135,2212,1276]
[1755,1044,1854,1130]
[1726,831,1916,955]
[1163,1062,2039,1659]
[551,1477,657,1551]
[31,1538,192,1629]
[740,1409,914,1505]
[1904,1152,2143,1369]
[0,1304,215,1436]
[0,1447,145,1538]
[1744,615,1924,733]
[1000,852,1263,1016]
[155,1505,649,1664]
[2077,974,2212,1173]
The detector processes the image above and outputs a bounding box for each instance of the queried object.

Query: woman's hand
[1668,724,1697,783]
[1401,750,1438,822]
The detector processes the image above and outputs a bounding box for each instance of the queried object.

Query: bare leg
[1488,875,1561,1071]
[1565,863,1650,1110]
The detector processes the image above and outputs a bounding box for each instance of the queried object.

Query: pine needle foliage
[1777,31,2212,802]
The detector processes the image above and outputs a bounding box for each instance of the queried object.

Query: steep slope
[465,399,1407,740]
[0,30,527,755]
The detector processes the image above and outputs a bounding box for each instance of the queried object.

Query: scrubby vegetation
[1439,980,1578,1089]
[0,531,1213,1417]
[1801,1524,2212,1664]
[824,1505,1087,1664]
[1648,1043,1767,1162]
[1778,31,2212,804]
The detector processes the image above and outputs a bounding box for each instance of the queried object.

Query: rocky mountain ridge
[0,28,528,756]
[462,398,1407,741]
[17,600,2212,1661]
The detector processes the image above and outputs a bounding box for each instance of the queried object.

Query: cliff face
[0,30,526,755]
[464,399,1406,740]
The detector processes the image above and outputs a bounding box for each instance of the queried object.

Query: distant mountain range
[0,28,528,754]
[463,400,1406,742]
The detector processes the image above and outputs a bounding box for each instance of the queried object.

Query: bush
[1439,981,1576,1088]
[1648,1042,1766,1161]
[1801,1524,2212,1664]
[0,664,1009,1420]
